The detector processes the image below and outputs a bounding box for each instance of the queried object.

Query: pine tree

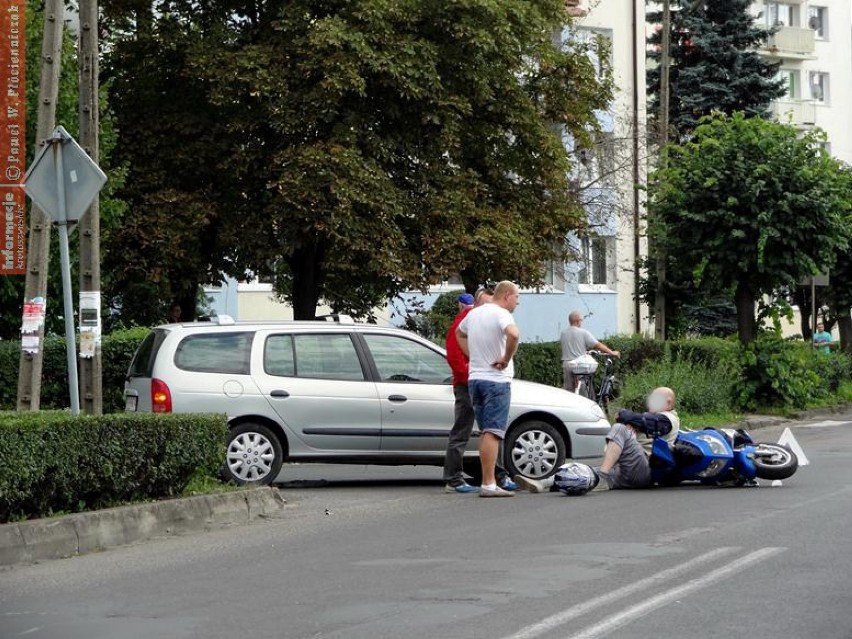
[647,0,786,140]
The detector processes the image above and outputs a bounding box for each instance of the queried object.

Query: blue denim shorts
[468,380,511,439]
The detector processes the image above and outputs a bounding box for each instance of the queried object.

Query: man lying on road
[515,387,680,494]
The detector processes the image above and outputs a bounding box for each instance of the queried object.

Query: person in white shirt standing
[456,281,521,498]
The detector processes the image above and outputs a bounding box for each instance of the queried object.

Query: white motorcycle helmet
[554,463,600,495]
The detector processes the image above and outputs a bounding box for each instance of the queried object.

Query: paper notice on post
[21,334,39,353]
[79,331,96,358]
[21,300,46,332]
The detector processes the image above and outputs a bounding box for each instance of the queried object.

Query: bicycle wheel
[581,375,596,402]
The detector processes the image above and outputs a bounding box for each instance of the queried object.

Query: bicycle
[568,350,618,412]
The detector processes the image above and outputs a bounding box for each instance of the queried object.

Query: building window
[809,71,829,103]
[573,27,613,81]
[542,255,566,292]
[777,69,799,99]
[578,236,612,287]
[766,3,798,27]
[808,6,827,39]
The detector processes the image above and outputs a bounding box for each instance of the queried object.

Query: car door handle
[270,390,290,398]
[388,395,407,403]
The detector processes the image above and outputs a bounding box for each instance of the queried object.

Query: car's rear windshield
[174,332,254,374]
[127,329,169,379]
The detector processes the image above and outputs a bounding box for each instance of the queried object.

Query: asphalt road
[2,416,852,639]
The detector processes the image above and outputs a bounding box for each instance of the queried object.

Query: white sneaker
[514,475,547,493]
[479,485,515,498]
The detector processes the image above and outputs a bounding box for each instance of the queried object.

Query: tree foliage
[647,0,785,140]
[649,113,852,343]
[103,0,612,320]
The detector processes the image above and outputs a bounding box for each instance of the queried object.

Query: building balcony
[762,26,816,60]
[771,99,816,128]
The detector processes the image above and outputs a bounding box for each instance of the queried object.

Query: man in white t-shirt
[456,281,520,498]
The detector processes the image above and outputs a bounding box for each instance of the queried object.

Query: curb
[0,487,285,567]
[737,403,852,432]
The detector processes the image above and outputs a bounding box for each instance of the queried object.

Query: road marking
[778,428,810,466]
[563,547,785,639]
[501,547,739,639]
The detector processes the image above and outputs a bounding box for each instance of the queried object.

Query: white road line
[502,547,739,639]
[564,547,786,639]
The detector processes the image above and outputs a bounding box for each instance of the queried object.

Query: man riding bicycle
[560,311,619,392]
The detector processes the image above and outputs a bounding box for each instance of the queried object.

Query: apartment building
[758,0,852,163]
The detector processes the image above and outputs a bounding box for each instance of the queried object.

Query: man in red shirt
[443,290,516,493]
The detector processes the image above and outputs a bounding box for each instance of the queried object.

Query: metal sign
[799,272,830,287]
[21,127,107,416]
[24,126,106,224]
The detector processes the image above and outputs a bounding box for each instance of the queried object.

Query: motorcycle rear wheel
[752,444,798,480]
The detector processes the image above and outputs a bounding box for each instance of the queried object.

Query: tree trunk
[794,287,811,339]
[837,312,852,355]
[290,242,325,320]
[735,282,756,344]
[177,287,198,321]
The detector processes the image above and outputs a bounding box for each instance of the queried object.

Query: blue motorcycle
[651,428,798,486]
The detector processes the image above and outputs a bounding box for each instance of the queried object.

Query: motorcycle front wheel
[751,443,798,480]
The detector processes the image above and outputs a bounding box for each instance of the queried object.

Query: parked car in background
[124,318,609,485]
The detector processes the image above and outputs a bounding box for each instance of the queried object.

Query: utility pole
[16,0,64,411]
[653,0,672,341]
[78,0,102,414]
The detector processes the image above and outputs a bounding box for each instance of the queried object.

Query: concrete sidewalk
[738,403,852,431]
[0,487,285,567]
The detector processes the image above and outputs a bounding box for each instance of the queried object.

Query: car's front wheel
[224,423,284,485]
[505,420,566,480]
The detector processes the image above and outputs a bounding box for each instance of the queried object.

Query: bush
[0,327,149,413]
[616,355,737,417]
[515,335,666,388]
[515,342,562,387]
[736,336,822,410]
[667,336,738,369]
[0,412,227,522]
[407,291,464,345]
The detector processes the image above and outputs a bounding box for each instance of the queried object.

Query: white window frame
[766,2,799,27]
[807,6,828,40]
[808,71,829,104]
[577,236,615,289]
[777,68,800,99]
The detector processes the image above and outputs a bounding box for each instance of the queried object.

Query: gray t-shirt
[560,326,598,362]
[599,423,652,489]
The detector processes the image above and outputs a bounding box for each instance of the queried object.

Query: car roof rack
[314,313,355,325]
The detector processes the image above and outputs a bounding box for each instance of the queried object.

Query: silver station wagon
[124,318,609,485]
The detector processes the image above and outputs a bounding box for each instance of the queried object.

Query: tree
[101,2,232,324]
[649,113,850,343]
[177,0,612,319]
[647,0,786,141]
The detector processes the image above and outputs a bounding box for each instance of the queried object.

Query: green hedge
[514,334,852,414]
[0,327,149,413]
[0,412,227,522]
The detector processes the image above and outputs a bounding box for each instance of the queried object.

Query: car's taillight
[151,378,172,413]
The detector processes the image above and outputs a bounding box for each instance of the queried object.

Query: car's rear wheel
[505,420,566,480]
[224,423,284,485]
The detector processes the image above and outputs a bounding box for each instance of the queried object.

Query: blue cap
[458,293,475,306]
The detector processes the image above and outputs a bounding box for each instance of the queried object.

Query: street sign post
[24,126,106,416]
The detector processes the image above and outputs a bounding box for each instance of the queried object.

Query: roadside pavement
[0,487,285,566]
